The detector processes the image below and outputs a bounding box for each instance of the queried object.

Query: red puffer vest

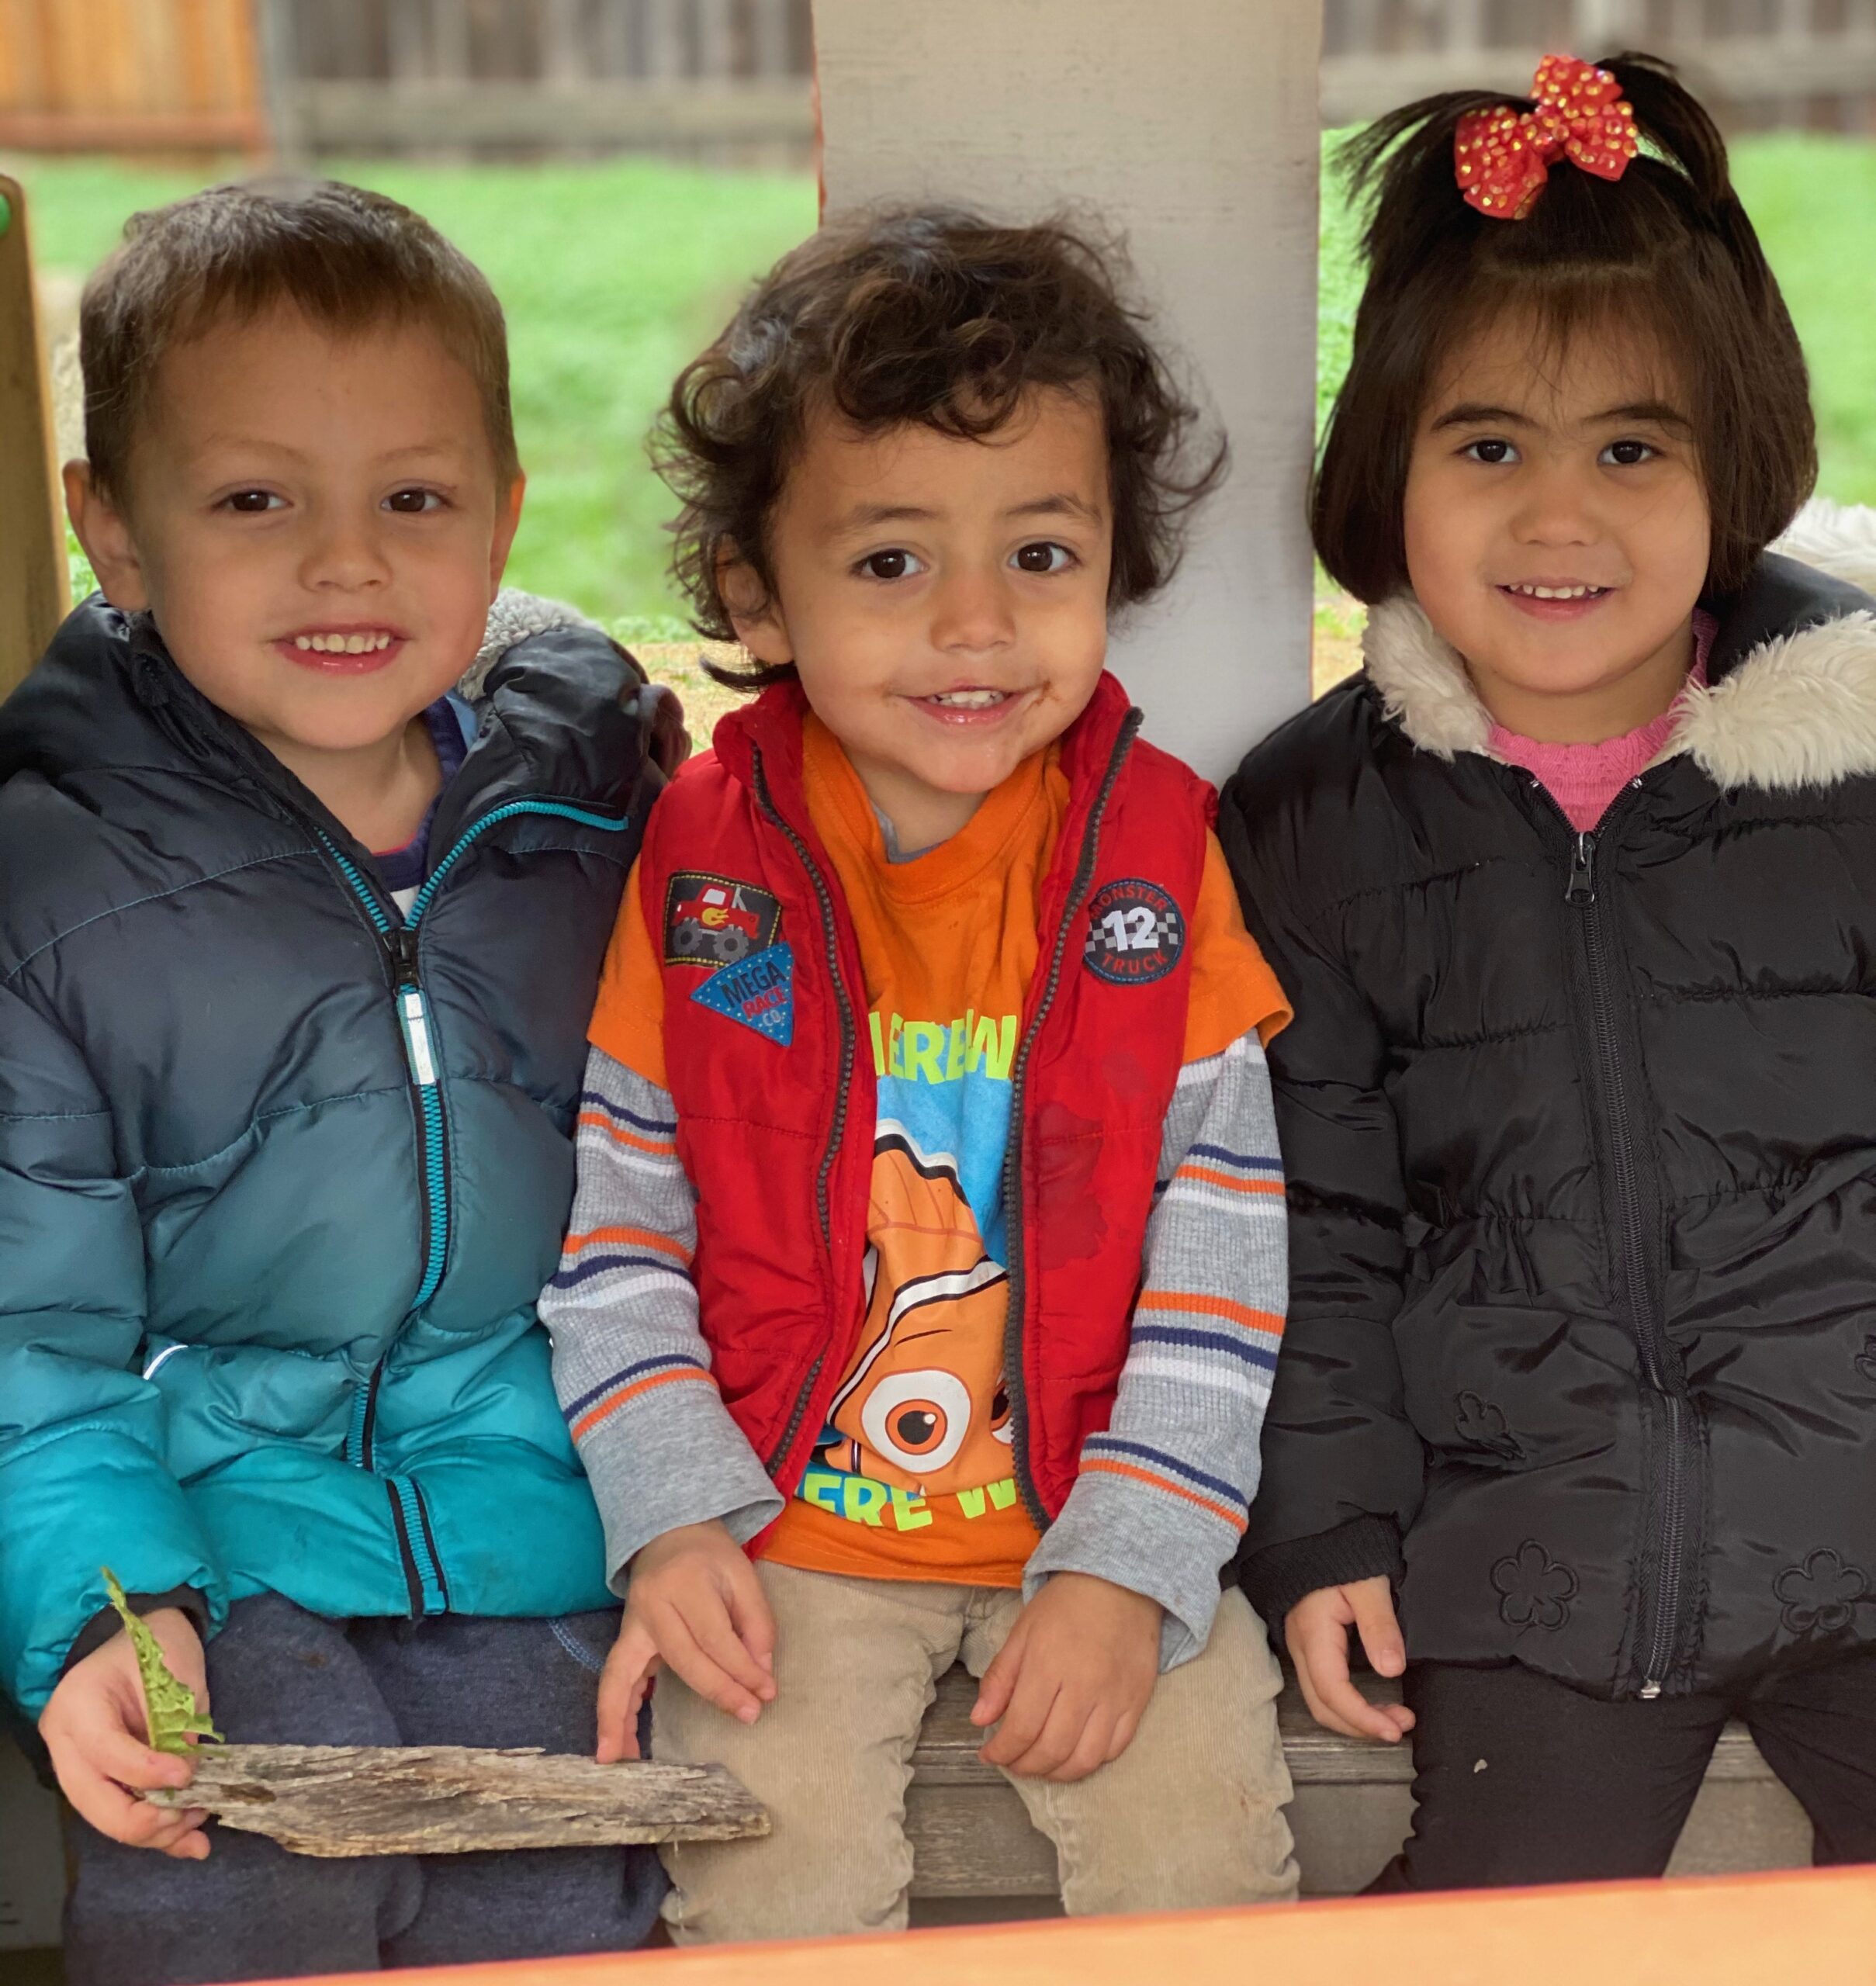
[640,673,1213,1526]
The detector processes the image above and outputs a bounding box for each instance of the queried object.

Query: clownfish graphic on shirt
[767,1002,1044,1583]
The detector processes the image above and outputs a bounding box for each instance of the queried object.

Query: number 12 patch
[1083,878,1185,985]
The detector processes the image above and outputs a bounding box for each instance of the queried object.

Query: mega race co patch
[1082,877,1185,985]
[691,942,795,1046]
[663,870,781,969]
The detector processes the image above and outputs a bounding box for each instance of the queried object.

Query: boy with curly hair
[541,208,1299,1939]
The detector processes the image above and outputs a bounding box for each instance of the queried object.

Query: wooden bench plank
[904,1665,1801,1901]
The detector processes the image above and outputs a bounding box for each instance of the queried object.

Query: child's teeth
[930,690,1005,708]
[295,631,393,652]
[1515,584,1597,600]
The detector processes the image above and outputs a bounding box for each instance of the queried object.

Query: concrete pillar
[812,0,1323,781]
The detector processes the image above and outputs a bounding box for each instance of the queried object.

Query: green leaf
[100,1568,222,1756]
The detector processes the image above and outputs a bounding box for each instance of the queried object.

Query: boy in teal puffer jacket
[0,179,674,1981]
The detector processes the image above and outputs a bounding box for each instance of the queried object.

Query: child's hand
[39,1608,212,1858]
[596,1519,777,1761]
[1286,1576,1415,1742]
[970,1572,1161,1783]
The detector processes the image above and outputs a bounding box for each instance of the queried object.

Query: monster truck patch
[663,870,781,969]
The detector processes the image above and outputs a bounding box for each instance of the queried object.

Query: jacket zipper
[749,747,852,1478]
[1000,712,1143,1530]
[320,798,632,1607]
[1559,798,1696,1696]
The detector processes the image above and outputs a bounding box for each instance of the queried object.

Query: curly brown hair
[653,206,1225,687]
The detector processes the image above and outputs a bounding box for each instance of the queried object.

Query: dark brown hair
[1314,52,1815,604]
[81,178,519,500]
[654,206,1225,685]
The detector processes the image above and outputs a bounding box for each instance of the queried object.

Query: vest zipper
[1000,712,1143,1531]
[749,747,851,1478]
[1557,796,1698,1697]
[318,798,632,1610]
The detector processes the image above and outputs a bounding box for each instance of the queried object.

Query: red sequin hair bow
[1454,54,1640,221]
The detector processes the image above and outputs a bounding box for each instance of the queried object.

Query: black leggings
[1371,1649,1876,1891]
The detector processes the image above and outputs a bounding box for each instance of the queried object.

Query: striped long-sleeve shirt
[544,1018,1286,1669]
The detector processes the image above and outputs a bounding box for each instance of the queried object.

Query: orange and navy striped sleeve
[542,865,784,1585]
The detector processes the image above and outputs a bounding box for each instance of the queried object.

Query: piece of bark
[144,1744,768,1858]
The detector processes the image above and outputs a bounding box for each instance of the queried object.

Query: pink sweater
[1490,614,1716,831]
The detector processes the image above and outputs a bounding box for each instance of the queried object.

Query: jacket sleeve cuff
[60,1586,209,1679]
[573,1379,784,1592]
[1023,1467,1241,1673]
[1238,1514,1404,1630]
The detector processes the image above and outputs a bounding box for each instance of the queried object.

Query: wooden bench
[902,1665,1815,1905]
[0,1661,1822,1956]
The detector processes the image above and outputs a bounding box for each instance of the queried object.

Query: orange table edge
[254,1863,1876,1986]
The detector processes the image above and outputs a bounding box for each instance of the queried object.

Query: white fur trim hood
[455,590,615,702]
[1363,501,1876,794]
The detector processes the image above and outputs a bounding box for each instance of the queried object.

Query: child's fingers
[1045,1706,1118,1784]
[976,1663,1061,1770]
[81,1721,196,1794]
[595,1622,658,1761]
[1102,1704,1144,1767]
[1293,1633,1406,1743]
[970,1625,1025,1729]
[722,1562,778,1687]
[1348,1582,1407,1679]
[678,1593,775,1707]
[61,1759,197,1852]
[656,1608,767,1725]
[148,1811,212,1860]
[985,1681,1080,1778]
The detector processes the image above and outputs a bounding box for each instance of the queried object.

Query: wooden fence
[1321,0,1876,126]
[5,2,1876,160]
[0,0,266,153]
[260,0,816,160]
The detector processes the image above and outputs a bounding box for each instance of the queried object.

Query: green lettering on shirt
[902,1021,946,1084]
[841,1476,889,1526]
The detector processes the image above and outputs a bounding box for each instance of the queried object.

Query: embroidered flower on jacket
[1455,1390,1523,1460]
[1490,1540,1578,1631]
[1774,1549,1871,1637]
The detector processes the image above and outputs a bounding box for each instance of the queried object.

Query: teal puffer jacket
[0,597,654,1713]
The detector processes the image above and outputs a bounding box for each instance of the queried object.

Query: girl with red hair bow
[1224,50,1876,1889]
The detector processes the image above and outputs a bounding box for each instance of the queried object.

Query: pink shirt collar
[1488,611,1716,832]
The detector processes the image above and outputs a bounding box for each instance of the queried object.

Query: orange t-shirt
[590,718,1288,1585]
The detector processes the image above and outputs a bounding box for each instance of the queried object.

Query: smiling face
[726,389,1113,850]
[68,302,522,771]
[1402,307,1712,742]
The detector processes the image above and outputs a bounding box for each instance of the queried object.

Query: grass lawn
[14,133,1876,681]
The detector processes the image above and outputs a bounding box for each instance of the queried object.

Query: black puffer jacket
[1222,555,1876,1700]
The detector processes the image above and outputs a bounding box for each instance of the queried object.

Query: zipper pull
[386,926,421,988]
[1566,832,1597,905]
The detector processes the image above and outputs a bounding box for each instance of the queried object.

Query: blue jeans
[64,1595,663,1983]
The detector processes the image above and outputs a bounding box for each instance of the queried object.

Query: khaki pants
[652,1562,1297,1942]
